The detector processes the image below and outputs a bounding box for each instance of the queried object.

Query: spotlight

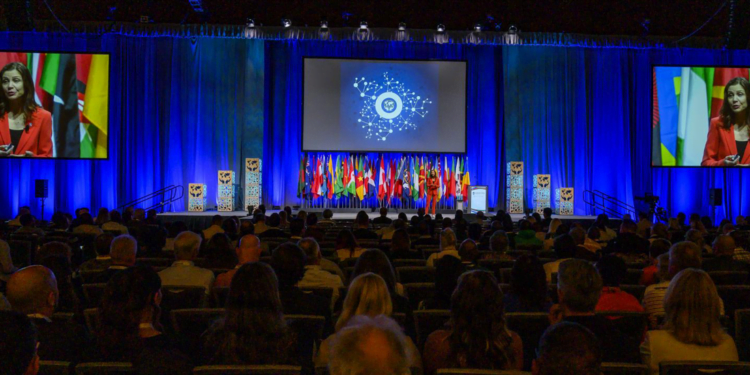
[282,18,292,28]
[437,23,445,33]
[508,25,517,34]
[398,22,407,31]
[359,21,368,30]
[474,23,482,32]
[320,20,329,29]
[246,18,255,28]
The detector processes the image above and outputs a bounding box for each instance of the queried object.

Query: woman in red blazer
[0,62,53,158]
[702,77,750,166]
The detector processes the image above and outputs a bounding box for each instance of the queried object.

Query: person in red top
[425,169,439,216]
[640,238,671,286]
[0,62,53,158]
[701,77,750,166]
[594,255,644,313]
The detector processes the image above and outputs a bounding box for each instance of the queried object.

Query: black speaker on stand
[709,188,722,224]
[35,179,48,222]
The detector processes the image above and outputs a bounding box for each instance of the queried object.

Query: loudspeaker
[35,179,48,199]
[709,188,722,206]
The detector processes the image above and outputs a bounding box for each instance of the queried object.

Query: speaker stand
[39,197,46,223]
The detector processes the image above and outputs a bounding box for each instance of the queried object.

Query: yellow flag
[83,55,109,158]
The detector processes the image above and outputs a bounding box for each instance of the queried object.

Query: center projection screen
[303,58,467,154]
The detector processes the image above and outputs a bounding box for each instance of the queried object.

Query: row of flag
[298,154,471,202]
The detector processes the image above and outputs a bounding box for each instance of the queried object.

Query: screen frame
[301,56,469,154]
[650,63,750,169]
[0,49,113,161]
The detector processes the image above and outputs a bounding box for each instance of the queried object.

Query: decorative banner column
[505,161,524,214]
[245,158,262,210]
[218,171,236,212]
[555,188,575,215]
[533,174,551,214]
[188,184,207,212]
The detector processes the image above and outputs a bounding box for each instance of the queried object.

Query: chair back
[83,308,101,334]
[74,362,134,375]
[396,266,435,284]
[193,365,301,374]
[413,310,451,351]
[619,285,646,301]
[595,311,648,336]
[660,361,750,374]
[162,285,208,309]
[601,362,649,375]
[718,286,750,318]
[39,360,73,375]
[403,283,436,311]
[736,309,750,361]
[83,284,107,308]
[392,259,428,267]
[505,313,550,372]
[709,271,749,285]
[211,287,230,308]
[624,269,643,285]
[9,239,33,267]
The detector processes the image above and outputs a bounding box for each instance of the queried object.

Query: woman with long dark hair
[335,229,365,260]
[423,270,523,374]
[0,62,52,157]
[702,76,750,166]
[503,255,551,313]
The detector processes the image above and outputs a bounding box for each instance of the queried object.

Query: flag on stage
[389,159,396,199]
[710,67,750,118]
[304,156,313,199]
[437,157,443,201]
[342,157,349,197]
[362,157,369,197]
[347,156,356,196]
[395,157,405,198]
[40,53,81,157]
[368,160,376,198]
[676,67,712,166]
[318,156,326,198]
[403,157,412,199]
[412,157,419,201]
[81,54,109,158]
[378,157,386,201]
[298,154,307,198]
[327,155,334,199]
[311,156,320,199]
[455,157,462,200]
[334,155,344,198]
[462,157,471,198]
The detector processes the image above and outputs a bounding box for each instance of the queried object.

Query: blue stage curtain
[504,46,750,220]
[264,40,505,209]
[0,33,264,219]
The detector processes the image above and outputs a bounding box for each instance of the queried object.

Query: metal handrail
[582,190,637,219]
[117,185,184,213]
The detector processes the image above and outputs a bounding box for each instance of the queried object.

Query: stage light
[398,22,407,31]
[437,24,445,33]
[246,18,255,28]
[282,18,292,28]
[360,21,368,30]
[320,20,329,29]
[508,25,517,34]
[474,23,482,32]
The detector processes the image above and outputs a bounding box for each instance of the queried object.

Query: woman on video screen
[701,77,750,166]
[0,62,52,157]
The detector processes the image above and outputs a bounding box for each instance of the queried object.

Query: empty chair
[403,283,436,311]
[74,362,134,375]
[659,361,750,374]
[192,365,302,374]
[39,360,73,375]
[413,310,451,351]
[709,271,749,285]
[396,266,435,284]
[601,363,649,375]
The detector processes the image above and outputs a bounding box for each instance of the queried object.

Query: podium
[218,171,235,212]
[533,174,551,215]
[245,158,262,209]
[555,188,574,215]
[505,162,524,214]
[188,184,207,212]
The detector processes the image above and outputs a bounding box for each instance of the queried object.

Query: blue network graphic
[353,72,432,141]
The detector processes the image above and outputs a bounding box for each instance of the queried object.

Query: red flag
[378,157,386,200]
[343,157,349,188]
[711,68,750,118]
[311,156,320,199]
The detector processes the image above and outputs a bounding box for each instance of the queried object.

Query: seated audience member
[79,233,115,273]
[37,255,80,314]
[8,206,31,227]
[72,213,103,235]
[253,213,269,235]
[377,219,402,241]
[515,219,543,250]
[419,256,465,310]
[0,239,18,283]
[569,227,599,261]
[504,255,552,313]
[594,214,617,243]
[412,221,438,248]
[328,315,411,375]
[0,310,39,375]
[238,220,254,237]
[315,273,421,370]
[594,255,644,313]
[94,208,109,226]
[213,235,262,288]
[202,215,225,241]
[478,220,503,248]
[6,266,90,363]
[637,212,653,238]
[15,214,45,237]
[606,220,650,257]
[543,234,576,283]
[318,209,335,227]
[540,207,553,229]
[270,243,331,325]
[201,233,238,269]
[585,227,603,252]
[288,218,306,241]
[643,241,704,322]
[279,210,290,229]
[202,262,296,366]
[95,266,192,374]
[640,268,738,375]
[158,231,214,294]
[101,210,128,235]
[372,207,393,225]
[549,259,641,363]
[298,238,344,308]
[732,230,750,263]
[304,214,325,242]
[298,237,345,281]
[258,213,289,239]
[640,239,671,286]
[481,230,513,261]
[221,218,238,241]
[389,228,421,260]
[649,223,671,244]
[350,250,410,316]
[49,212,70,232]
[93,235,138,283]
[703,234,750,273]
[164,221,187,252]
[352,213,378,240]
[426,229,460,267]
[685,229,712,255]
[335,230,366,260]
[458,239,480,269]
[424,270,523,374]
[533,322,602,375]
[543,220,568,250]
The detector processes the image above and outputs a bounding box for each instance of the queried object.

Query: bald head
[713,234,736,256]
[6,266,58,316]
[110,235,138,266]
[237,235,262,264]
[329,315,409,375]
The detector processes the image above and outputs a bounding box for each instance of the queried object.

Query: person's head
[449,270,515,369]
[417,207,425,217]
[731,230,750,251]
[568,227,586,245]
[379,207,388,217]
[133,208,145,221]
[685,229,705,247]
[701,216,714,230]
[595,255,627,287]
[510,255,549,310]
[225,261,286,334]
[323,209,333,220]
[440,228,457,250]
[0,310,39,375]
[239,220,254,236]
[270,243,307,290]
[356,213,370,229]
[619,220,637,234]
[96,208,110,224]
[306,213,318,227]
[298,237,322,265]
[328,315,409,375]
[335,229,359,255]
[236,234,261,264]
[109,210,122,224]
[542,207,552,219]
[257,204,266,214]
[519,219,532,231]
[221,218,238,236]
[489,230,509,254]
[429,169,437,178]
[417,221,430,236]
[442,217,453,229]
[297,210,308,224]
[289,218,306,237]
[6,266,58,317]
[267,213,281,228]
[533,322,601,375]
[0,62,38,120]
[98,266,162,358]
[553,234,576,259]
[664,268,724,346]
[720,77,750,127]
[649,238,671,261]
[19,213,34,227]
[173,231,201,261]
[651,223,669,240]
[351,250,398,294]
[337,273,392,331]
[94,233,115,257]
[210,215,222,227]
[557,259,602,314]
[434,256,465,301]
[284,206,292,217]
[50,212,69,229]
[390,229,411,253]
[79,213,95,226]
[458,239,479,263]
[254,212,266,223]
[206,233,233,256]
[712,234,736,256]
[587,226,600,241]
[677,212,687,224]
[109,235,138,266]
[669,241,702,278]
[397,212,407,222]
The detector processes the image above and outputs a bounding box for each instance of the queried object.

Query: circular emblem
[374,92,403,119]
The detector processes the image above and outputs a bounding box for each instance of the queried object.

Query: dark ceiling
[3,0,748,39]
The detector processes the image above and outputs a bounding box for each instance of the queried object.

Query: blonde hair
[664,268,724,346]
[336,273,392,332]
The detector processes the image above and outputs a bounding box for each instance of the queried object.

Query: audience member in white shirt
[159,231,215,296]
[426,229,460,267]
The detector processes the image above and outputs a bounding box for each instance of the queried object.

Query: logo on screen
[353,72,432,141]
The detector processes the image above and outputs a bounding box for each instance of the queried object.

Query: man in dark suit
[6,265,91,363]
[372,208,393,225]
[352,214,378,241]
[0,311,39,375]
[92,235,138,283]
